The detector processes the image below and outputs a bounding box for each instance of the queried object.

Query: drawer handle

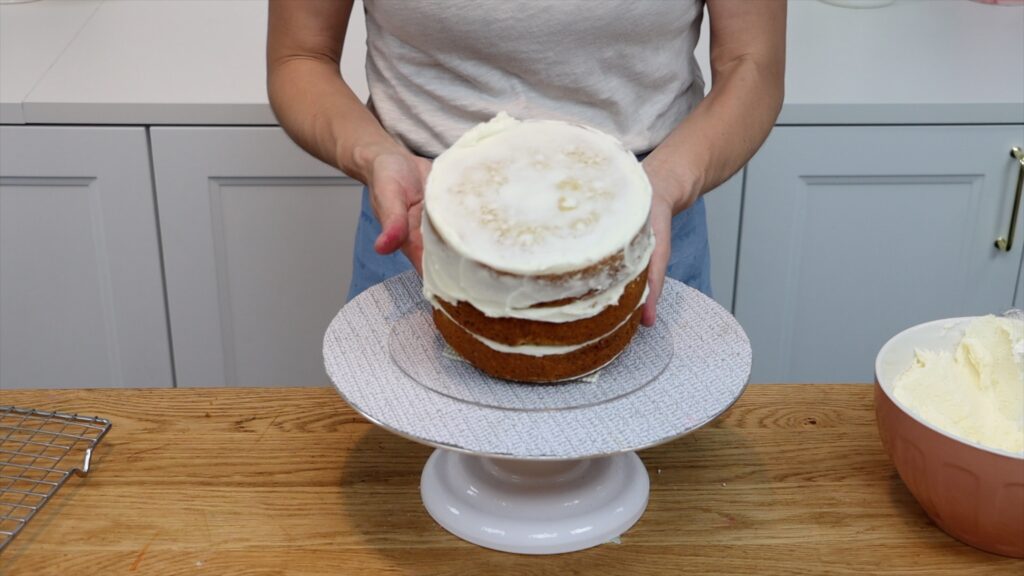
[995,147,1024,252]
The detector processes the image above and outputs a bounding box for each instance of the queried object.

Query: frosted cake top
[424,113,652,275]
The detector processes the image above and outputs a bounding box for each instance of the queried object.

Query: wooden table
[0,385,1018,575]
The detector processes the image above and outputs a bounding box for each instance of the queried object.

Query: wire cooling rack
[0,406,111,551]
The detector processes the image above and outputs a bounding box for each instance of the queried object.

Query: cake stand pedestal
[421,450,648,554]
[323,271,751,555]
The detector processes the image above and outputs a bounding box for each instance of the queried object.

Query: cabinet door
[151,128,362,388]
[1016,250,1024,310]
[0,126,172,389]
[704,171,743,312]
[737,125,1024,383]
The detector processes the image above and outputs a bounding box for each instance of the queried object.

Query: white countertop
[19,0,287,125]
[777,0,1024,124]
[0,0,100,124]
[2,0,1022,126]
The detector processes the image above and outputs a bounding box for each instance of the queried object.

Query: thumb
[371,182,411,255]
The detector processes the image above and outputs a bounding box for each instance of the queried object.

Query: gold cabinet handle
[995,147,1024,252]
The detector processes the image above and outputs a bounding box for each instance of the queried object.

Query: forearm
[644,0,785,214]
[269,60,402,183]
[645,56,783,213]
[266,0,402,184]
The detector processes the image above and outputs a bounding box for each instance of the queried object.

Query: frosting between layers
[423,112,652,275]
[436,286,648,357]
[422,215,654,322]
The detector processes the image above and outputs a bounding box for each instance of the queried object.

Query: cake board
[323,271,752,554]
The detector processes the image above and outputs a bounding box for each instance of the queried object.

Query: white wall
[341,0,369,102]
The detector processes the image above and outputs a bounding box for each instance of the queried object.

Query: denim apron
[345,186,712,302]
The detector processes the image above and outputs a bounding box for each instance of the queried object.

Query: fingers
[403,241,424,276]
[642,197,673,327]
[404,201,425,275]
[642,238,669,327]
[401,158,431,274]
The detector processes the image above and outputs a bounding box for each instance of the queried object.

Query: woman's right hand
[364,150,432,274]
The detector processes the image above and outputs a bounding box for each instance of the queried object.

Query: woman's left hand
[640,161,699,327]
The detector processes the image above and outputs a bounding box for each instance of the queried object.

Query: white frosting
[436,287,648,357]
[422,216,653,322]
[424,112,652,275]
[893,315,1024,454]
[422,112,654,323]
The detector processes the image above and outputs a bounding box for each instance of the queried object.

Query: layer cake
[421,113,655,382]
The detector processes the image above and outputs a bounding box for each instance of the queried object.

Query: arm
[267,0,430,268]
[641,0,786,325]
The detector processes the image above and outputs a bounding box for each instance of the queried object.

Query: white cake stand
[323,271,751,555]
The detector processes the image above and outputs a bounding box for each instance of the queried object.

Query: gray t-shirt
[363,0,705,157]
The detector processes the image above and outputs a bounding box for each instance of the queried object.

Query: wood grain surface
[0,385,1018,575]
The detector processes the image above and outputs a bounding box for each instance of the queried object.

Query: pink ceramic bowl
[875,317,1024,558]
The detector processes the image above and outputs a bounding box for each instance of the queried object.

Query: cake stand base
[420,449,650,554]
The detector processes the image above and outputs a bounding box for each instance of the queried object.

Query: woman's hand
[641,161,700,327]
[363,150,432,273]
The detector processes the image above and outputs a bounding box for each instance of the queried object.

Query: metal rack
[0,406,111,551]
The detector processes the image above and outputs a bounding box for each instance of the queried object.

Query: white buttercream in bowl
[893,315,1024,454]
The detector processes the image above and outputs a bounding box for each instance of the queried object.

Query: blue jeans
[346,186,712,301]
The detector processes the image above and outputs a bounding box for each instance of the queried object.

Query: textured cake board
[323,271,752,461]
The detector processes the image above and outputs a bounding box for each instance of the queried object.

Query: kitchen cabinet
[736,125,1024,383]
[704,171,742,312]
[151,127,362,388]
[0,127,172,389]
[1016,250,1024,310]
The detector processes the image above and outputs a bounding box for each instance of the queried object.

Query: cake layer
[423,112,652,276]
[433,306,644,383]
[422,213,654,323]
[434,266,648,347]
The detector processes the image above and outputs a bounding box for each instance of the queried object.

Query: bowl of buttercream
[874,313,1024,557]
